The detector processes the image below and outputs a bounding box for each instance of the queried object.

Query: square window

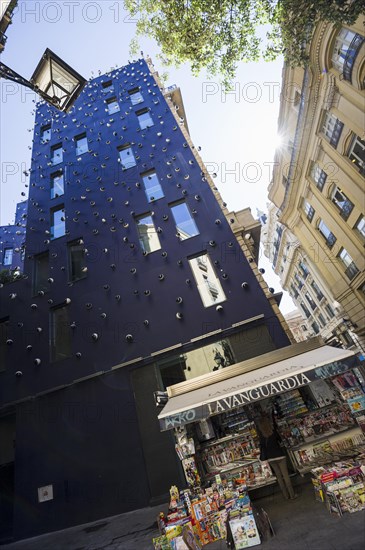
[348,135,365,176]
[354,215,365,240]
[68,240,86,281]
[321,112,343,148]
[50,306,72,362]
[303,201,315,222]
[135,213,161,254]
[2,248,13,266]
[33,252,49,294]
[101,80,114,92]
[318,219,337,249]
[118,144,136,170]
[141,170,164,202]
[50,170,64,199]
[106,97,120,114]
[311,163,327,191]
[41,124,51,142]
[170,201,199,240]
[331,186,354,220]
[129,87,144,105]
[75,133,88,155]
[337,248,359,280]
[188,253,226,308]
[136,108,153,129]
[51,144,63,166]
[51,206,66,239]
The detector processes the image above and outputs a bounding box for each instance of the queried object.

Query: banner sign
[159,356,360,431]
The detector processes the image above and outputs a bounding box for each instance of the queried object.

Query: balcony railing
[345,262,359,281]
[0,31,7,50]
[343,34,364,82]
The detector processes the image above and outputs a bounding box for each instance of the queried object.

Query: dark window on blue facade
[51,206,66,239]
[51,144,63,165]
[101,80,113,92]
[33,251,49,294]
[0,317,9,372]
[50,306,72,362]
[128,87,143,105]
[106,97,120,114]
[2,248,13,266]
[50,170,64,199]
[170,201,199,240]
[118,144,136,169]
[141,170,164,202]
[68,240,86,282]
[135,213,161,254]
[136,107,153,129]
[75,133,88,155]
[41,124,51,142]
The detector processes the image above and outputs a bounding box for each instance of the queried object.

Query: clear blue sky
[0,0,295,313]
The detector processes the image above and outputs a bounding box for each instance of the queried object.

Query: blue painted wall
[0,59,290,540]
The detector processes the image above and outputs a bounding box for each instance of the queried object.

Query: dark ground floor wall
[10,366,180,541]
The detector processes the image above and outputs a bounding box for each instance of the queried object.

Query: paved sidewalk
[1,479,364,549]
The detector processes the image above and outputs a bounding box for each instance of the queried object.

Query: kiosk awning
[158,345,359,431]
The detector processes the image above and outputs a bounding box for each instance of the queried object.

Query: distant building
[0,0,17,53]
[266,15,365,351]
[284,309,308,343]
[0,201,27,272]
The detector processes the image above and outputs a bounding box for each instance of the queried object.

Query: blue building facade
[0,59,291,541]
[0,201,27,273]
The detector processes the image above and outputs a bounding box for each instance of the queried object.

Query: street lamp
[0,48,86,112]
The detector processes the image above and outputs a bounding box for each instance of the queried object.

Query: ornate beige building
[266,15,365,352]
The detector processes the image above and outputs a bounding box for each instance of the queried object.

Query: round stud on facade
[92,333,99,341]
[221,273,228,280]
[15,371,23,377]
[34,358,41,366]
[115,294,121,301]
[194,195,200,201]
[103,284,110,291]
[161,252,168,258]
[125,334,133,342]
[9,293,17,299]
[269,287,275,294]
[100,313,107,319]
[48,277,54,283]
[130,268,137,274]
[259,268,265,274]
[144,289,151,296]
[76,352,82,358]
[185,279,191,285]
[158,274,165,281]
[143,320,149,326]
[70,322,77,329]
[241,282,249,289]
[176,312,183,320]
[216,305,224,312]
[209,240,216,247]
[30,304,38,310]
[176,297,183,304]
[48,299,54,305]
[26,345,32,351]
[215,219,221,225]
[38,290,44,296]
[6,339,13,345]
[86,303,93,309]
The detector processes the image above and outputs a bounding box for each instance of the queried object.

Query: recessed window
[136,108,153,129]
[75,133,88,155]
[318,313,326,328]
[305,292,317,311]
[311,163,327,191]
[129,87,144,105]
[106,97,120,114]
[0,318,9,372]
[290,283,299,299]
[321,112,343,148]
[348,134,365,176]
[337,248,359,280]
[294,273,304,290]
[141,170,164,202]
[118,144,136,170]
[318,219,337,249]
[41,124,51,142]
[50,170,64,199]
[68,240,86,282]
[50,306,72,362]
[311,322,320,335]
[325,303,335,319]
[51,144,63,165]
[332,28,364,81]
[303,201,315,222]
[171,201,199,240]
[33,252,49,294]
[354,215,365,240]
[300,301,311,319]
[299,261,310,279]
[188,253,226,308]
[101,80,114,92]
[2,248,13,266]
[51,206,66,240]
[135,213,161,254]
[331,186,354,220]
[311,280,324,301]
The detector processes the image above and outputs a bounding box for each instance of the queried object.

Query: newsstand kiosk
[153,340,365,548]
